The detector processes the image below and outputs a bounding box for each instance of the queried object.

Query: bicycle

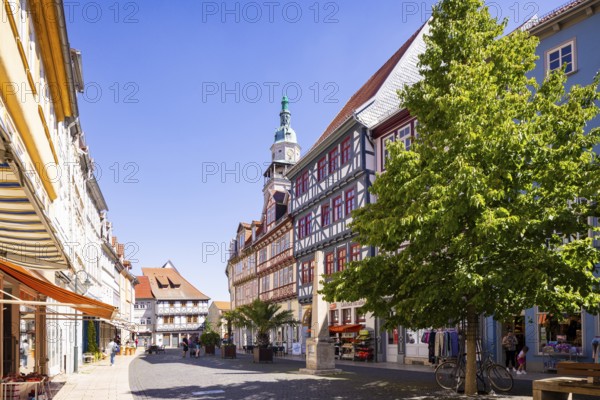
[435,343,513,393]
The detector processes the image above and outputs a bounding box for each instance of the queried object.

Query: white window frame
[545,39,577,75]
[398,124,412,150]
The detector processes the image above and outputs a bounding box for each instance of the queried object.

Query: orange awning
[329,324,363,333]
[0,260,117,320]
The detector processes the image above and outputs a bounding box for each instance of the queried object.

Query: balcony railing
[257,247,293,275]
[259,282,296,302]
[156,323,202,332]
[156,306,208,315]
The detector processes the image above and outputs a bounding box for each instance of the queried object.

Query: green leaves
[323,0,600,331]
[230,299,297,345]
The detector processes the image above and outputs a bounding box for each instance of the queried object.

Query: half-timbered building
[288,22,429,360]
[142,261,210,347]
[226,98,301,350]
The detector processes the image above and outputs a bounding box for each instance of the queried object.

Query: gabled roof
[142,266,210,301]
[211,301,231,311]
[520,0,591,32]
[134,275,154,299]
[306,23,426,156]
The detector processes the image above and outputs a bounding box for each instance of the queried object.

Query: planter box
[253,347,273,363]
[204,344,216,355]
[221,345,237,359]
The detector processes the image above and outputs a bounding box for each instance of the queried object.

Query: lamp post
[73,270,91,373]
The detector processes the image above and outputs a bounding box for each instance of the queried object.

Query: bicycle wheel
[487,363,513,392]
[435,361,465,391]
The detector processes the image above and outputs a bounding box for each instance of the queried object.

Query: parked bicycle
[435,342,513,394]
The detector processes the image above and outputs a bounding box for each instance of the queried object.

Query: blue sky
[65,0,570,302]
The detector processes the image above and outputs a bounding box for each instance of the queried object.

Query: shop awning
[0,259,117,320]
[329,324,363,333]
[0,163,68,270]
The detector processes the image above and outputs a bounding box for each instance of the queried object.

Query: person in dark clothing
[182,336,189,358]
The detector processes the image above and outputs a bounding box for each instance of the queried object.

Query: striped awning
[0,163,67,270]
[0,260,117,320]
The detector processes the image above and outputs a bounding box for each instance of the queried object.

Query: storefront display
[537,312,582,354]
[0,372,50,400]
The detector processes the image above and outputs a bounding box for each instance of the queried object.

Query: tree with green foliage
[86,321,98,354]
[229,299,297,348]
[321,0,600,394]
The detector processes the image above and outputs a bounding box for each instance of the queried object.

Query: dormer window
[238,233,245,249]
[267,205,276,224]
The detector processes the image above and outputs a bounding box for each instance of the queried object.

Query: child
[516,346,529,375]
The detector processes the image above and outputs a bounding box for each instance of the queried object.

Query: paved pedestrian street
[127,349,536,400]
[48,348,600,400]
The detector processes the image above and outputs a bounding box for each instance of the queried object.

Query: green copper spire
[281,96,289,111]
[274,96,297,144]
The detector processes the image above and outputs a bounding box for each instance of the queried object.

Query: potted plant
[200,330,220,355]
[230,299,297,363]
[220,311,237,359]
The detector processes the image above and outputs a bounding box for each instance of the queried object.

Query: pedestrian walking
[20,339,29,368]
[181,336,189,358]
[108,338,118,366]
[195,338,201,358]
[502,330,518,372]
[516,346,529,375]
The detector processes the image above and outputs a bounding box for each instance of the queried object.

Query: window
[398,124,412,150]
[382,133,396,169]
[325,252,334,275]
[337,247,346,272]
[329,147,339,174]
[356,310,366,323]
[388,328,398,344]
[341,137,351,165]
[350,243,361,261]
[167,316,174,324]
[258,248,267,264]
[302,171,309,194]
[147,317,152,325]
[317,157,327,181]
[140,318,146,325]
[321,203,330,227]
[298,218,306,239]
[547,40,575,74]
[298,214,312,239]
[295,176,302,196]
[537,311,582,353]
[333,196,343,221]
[329,309,339,325]
[238,233,245,249]
[342,308,352,324]
[261,275,270,292]
[300,260,314,284]
[192,301,198,307]
[169,301,175,308]
[345,188,356,215]
[267,205,276,224]
[295,171,309,196]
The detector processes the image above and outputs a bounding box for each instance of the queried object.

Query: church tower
[263,97,301,195]
[262,97,301,229]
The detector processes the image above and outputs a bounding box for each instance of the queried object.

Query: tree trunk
[465,307,478,396]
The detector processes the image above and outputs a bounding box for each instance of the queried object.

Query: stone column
[300,250,340,375]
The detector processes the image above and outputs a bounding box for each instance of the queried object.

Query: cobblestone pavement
[129,349,541,400]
